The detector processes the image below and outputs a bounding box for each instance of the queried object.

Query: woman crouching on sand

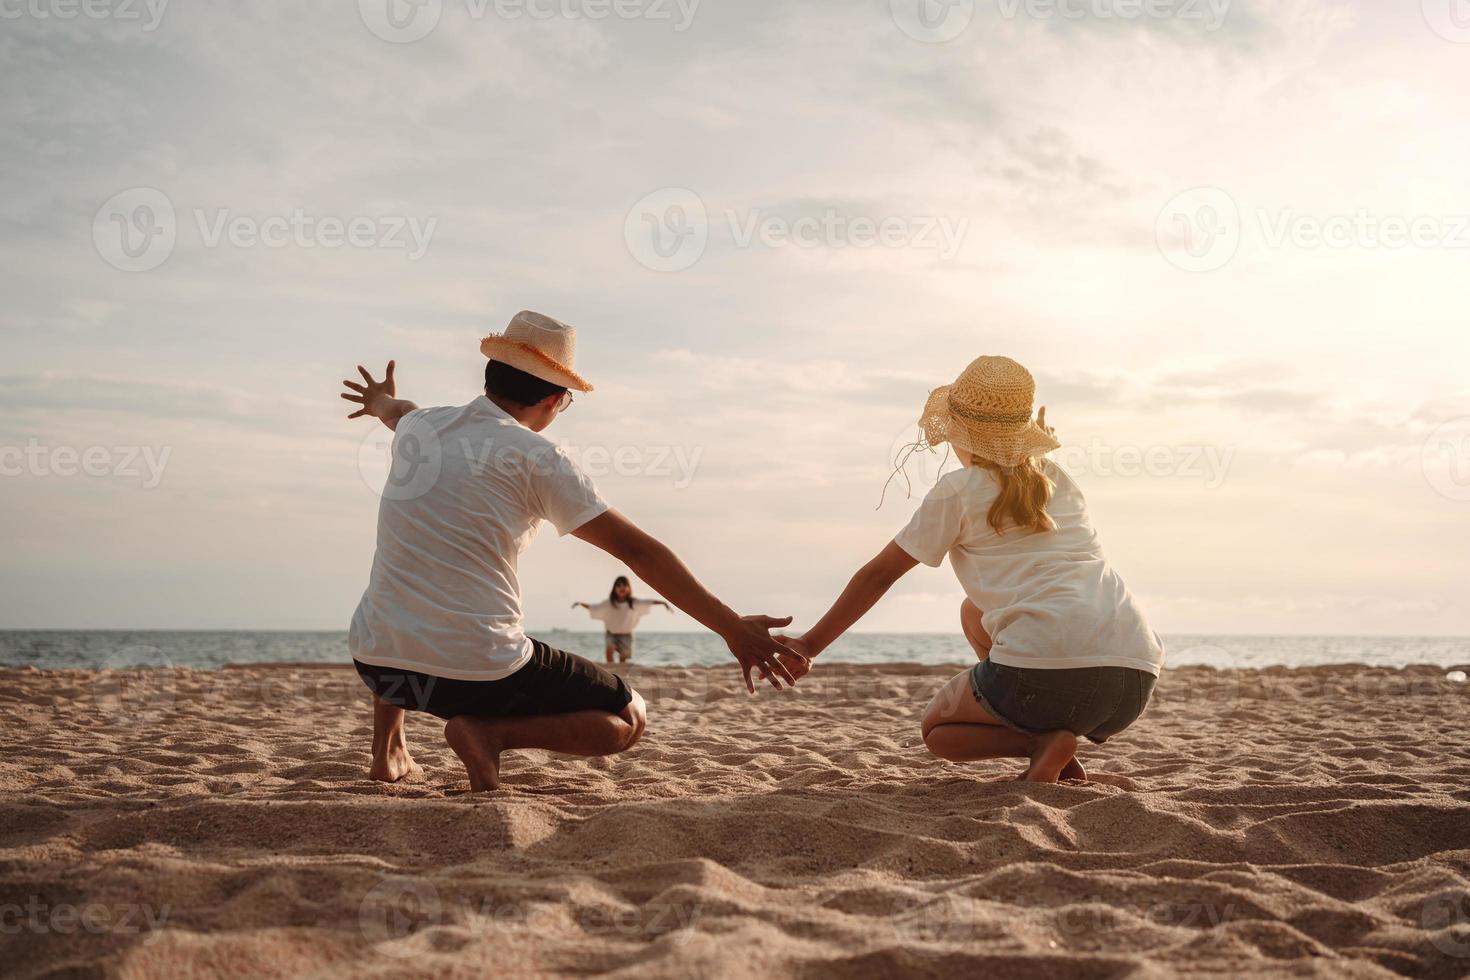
[775,356,1164,782]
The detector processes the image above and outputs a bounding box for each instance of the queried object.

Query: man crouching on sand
[341,311,802,791]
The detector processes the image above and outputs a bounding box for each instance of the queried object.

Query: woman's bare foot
[1014,753,1088,782]
[369,743,420,783]
[444,716,504,792]
[1020,730,1079,783]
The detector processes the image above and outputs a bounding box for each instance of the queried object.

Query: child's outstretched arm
[778,540,918,676]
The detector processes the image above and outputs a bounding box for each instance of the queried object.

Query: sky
[1,0,1468,635]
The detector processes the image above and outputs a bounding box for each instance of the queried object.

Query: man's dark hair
[485,360,568,407]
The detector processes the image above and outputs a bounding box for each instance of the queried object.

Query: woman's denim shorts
[971,659,1156,744]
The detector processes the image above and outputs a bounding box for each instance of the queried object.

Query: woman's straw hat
[480,311,593,392]
[918,356,1059,467]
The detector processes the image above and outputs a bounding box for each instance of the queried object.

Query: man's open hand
[724,614,806,694]
[341,361,397,420]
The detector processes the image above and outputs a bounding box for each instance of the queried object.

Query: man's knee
[617,690,647,751]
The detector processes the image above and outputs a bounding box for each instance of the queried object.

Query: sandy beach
[3,661,1468,978]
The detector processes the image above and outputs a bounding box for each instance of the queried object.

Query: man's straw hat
[918,356,1059,467]
[480,311,593,392]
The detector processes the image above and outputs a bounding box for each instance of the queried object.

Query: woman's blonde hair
[974,455,1056,535]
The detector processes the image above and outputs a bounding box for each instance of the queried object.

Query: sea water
[1,631,1466,671]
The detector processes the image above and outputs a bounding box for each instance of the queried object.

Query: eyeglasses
[556,391,574,413]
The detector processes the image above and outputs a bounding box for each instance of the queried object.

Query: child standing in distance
[573,575,671,664]
[776,356,1164,783]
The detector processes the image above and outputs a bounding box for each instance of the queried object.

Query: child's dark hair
[485,360,567,407]
[609,575,634,608]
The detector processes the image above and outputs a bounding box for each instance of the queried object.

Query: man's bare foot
[1020,730,1079,783]
[369,743,419,783]
[443,716,503,792]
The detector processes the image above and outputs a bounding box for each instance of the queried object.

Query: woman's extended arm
[777,541,919,670]
[572,510,800,692]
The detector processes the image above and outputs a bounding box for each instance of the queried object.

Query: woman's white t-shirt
[586,599,658,634]
[895,461,1164,676]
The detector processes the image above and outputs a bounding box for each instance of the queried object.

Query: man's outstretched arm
[341,361,418,431]
[572,509,801,693]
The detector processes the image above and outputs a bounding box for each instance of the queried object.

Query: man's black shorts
[353,639,633,721]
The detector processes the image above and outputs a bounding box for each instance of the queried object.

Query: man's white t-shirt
[587,599,658,634]
[349,396,609,681]
[895,461,1164,676]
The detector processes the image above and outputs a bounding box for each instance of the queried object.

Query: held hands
[773,634,813,683]
[723,615,807,694]
[341,361,397,421]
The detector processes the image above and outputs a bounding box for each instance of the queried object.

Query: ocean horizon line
[2,627,1469,640]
